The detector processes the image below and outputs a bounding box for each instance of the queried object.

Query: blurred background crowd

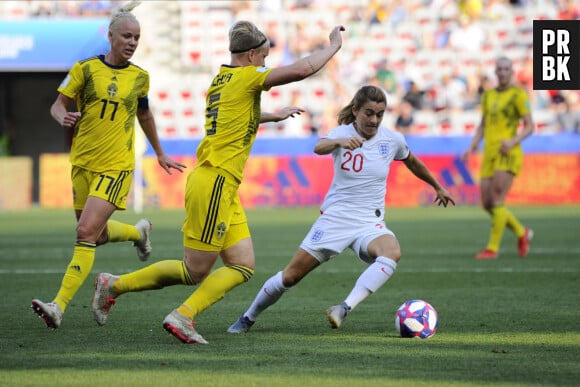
[1,0,579,138]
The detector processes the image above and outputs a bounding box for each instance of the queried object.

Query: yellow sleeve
[57,61,84,99]
[139,70,149,99]
[515,89,531,117]
[481,90,489,126]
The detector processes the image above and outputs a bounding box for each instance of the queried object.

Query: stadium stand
[2,0,578,138]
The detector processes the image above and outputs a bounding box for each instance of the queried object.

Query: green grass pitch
[0,205,579,387]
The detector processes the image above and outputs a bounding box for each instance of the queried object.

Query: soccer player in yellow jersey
[462,56,534,260]
[31,1,185,329]
[92,20,345,344]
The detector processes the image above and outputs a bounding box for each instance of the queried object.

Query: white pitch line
[0,267,578,275]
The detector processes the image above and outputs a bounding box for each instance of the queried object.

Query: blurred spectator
[394,101,415,135]
[264,23,291,67]
[80,0,110,16]
[9,0,573,138]
[291,0,314,10]
[30,0,54,16]
[258,0,282,12]
[365,0,388,25]
[458,0,483,20]
[386,0,409,29]
[476,74,492,103]
[374,59,397,95]
[429,70,467,113]
[426,17,452,49]
[449,14,485,53]
[402,81,425,110]
[483,0,512,21]
[463,72,486,110]
[554,93,580,133]
[548,90,566,106]
[429,0,459,20]
[396,58,423,95]
[558,0,580,19]
[288,22,315,60]
[515,56,533,92]
[341,47,373,89]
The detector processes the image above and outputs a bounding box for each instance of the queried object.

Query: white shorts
[299,212,395,264]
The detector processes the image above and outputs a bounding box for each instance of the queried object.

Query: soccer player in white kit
[228,85,455,333]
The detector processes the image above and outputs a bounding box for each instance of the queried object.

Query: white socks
[243,256,397,321]
[244,271,289,321]
[344,256,397,310]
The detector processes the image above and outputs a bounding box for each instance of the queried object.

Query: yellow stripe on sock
[179,265,254,319]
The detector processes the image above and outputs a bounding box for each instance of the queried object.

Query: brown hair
[337,85,387,125]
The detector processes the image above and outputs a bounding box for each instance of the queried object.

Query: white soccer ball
[394,299,438,339]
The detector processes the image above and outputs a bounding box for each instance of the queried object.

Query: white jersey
[320,124,410,220]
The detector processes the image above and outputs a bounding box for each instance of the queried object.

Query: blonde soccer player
[462,56,534,259]
[31,1,185,329]
[92,21,345,344]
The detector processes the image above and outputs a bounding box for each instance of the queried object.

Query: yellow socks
[487,205,508,251]
[177,265,254,320]
[505,208,525,237]
[109,262,254,321]
[487,205,526,252]
[487,205,508,252]
[54,242,96,312]
[112,260,192,294]
[107,219,140,243]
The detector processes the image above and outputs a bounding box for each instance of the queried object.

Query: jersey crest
[378,142,389,156]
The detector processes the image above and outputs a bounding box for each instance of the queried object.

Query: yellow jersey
[196,64,272,183]
[481,86,531,152]
[57,55,149,172]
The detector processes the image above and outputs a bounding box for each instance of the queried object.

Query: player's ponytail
[109,1,141,32]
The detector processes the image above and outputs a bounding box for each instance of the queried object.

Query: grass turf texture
[0,206,579,387]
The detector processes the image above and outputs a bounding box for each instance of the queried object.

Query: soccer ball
[394,299,438,339]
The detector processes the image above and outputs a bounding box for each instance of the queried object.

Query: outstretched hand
[329,25,345,48]
[157,154,186,175]
[433,187,455,207]
[275,106,305,121]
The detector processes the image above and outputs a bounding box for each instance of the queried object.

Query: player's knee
[95,229,109,246]
[392,250,402,262]
[182,257,212,284]
[281,269,304,287]
[384,249,401,262]
[373,244,401,262]
[75,222,98,243]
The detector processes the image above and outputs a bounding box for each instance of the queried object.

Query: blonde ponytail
[109,1,141,32]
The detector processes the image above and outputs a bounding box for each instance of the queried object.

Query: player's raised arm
[263,25,344,88]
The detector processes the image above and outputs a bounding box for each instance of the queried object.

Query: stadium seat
[533,109,556,134]
[413,111,436,136]
[2,1,29,19]
[450,111,480,135]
